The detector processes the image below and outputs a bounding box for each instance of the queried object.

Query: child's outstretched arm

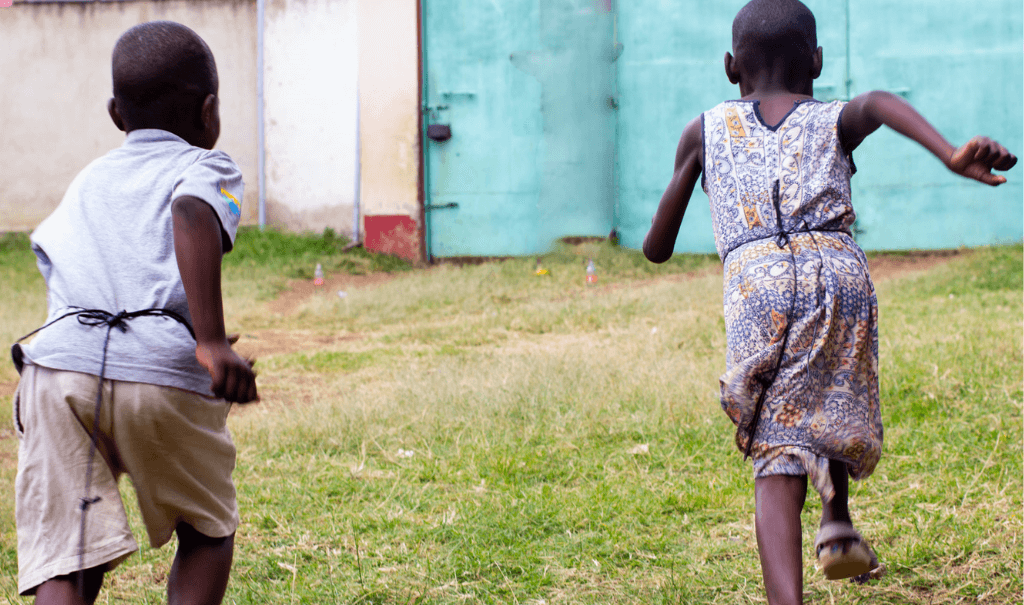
[172,196,259,404]
[840,91,1017,185]
[644,116,704,263]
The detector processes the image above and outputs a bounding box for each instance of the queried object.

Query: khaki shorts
[14,365,238,595]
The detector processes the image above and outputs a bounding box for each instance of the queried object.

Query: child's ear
[108,98,126,132]
[811,46,823,80]
[199,93,220,149]
[194,94,211,130]
[724,52,741,85]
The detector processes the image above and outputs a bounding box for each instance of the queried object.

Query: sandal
[814,521,878,581]
[851,550,886,585]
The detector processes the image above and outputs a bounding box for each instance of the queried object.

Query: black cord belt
[11,306,195,595]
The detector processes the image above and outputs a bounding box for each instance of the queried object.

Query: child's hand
[196,340,259,404]
[948,136,1018,186]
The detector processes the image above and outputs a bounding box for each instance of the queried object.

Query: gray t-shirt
[22,129,244,396]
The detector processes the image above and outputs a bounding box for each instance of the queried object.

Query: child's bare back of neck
[733,74,817,128]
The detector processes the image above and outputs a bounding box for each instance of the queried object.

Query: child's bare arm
[840,91,1017,186]
[172,196,259,404]
[644,116,704,263]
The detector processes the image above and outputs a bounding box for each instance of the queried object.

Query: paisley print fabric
[702,99,882,498]
[754,447,834,501]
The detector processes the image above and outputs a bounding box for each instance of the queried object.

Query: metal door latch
[425,202,459,211]
[427,124,452,142]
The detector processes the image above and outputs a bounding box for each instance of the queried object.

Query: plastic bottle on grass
[314,263,325,287]
[586,259,597,285]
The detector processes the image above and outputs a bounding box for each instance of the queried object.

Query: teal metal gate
[615,0,1022,253]
[846,0,1023,249]
[423,1,1022,256]
[422,0,619,258]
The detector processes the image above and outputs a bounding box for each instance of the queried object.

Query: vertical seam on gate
[611,4,621,237]
[844,0,852,100]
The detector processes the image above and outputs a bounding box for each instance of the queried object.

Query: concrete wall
[357,0,422,261]
[0,0,259,231]
[0,0,402,248]
[263,0,360,237]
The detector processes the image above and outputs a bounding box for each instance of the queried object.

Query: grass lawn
[0,230,1019,604]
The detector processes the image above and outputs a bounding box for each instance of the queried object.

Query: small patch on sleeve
[220,186,241,217]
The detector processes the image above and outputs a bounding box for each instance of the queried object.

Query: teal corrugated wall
[615,0,1023,253]
[846,0,1024,250]
[422,1,1022,256]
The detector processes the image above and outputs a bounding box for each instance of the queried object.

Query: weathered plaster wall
[0,0,259,231]
[358,0,421,260]
[2,0,424,249]
[263,0,359,236]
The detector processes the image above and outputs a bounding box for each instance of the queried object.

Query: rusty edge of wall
[416,0,428,264]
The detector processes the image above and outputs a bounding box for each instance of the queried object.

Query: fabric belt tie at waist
[10,306,195,595]
[721,227,851,264]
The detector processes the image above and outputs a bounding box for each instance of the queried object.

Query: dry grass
[0,234,1019,604]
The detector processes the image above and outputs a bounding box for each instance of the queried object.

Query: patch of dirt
[866,249,965,282]
[263,251,962,324]
[550,266,723,302]
[628,250,962,290]
[268,273,397,316]
[232,330,363,360]
[0,381,15,399]
[200,250,975,379]
[226,273,399,360]
[256,249,960,330]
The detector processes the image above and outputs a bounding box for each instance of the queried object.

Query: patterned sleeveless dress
[701,98,883,499]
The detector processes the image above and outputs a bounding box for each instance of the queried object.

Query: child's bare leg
[167,523,234,605]
[755,475,807,605]
[820,459,851,526]
[34,566,105,605]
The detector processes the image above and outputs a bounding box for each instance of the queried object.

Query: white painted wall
[1,0,422,246]
[358,0,420,220]
[0,0,259,231]
[263,0,359,235]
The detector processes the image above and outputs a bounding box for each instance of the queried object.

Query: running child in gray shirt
[12,21,257,604]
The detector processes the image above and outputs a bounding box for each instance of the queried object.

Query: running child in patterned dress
[12,21,258,604]
[642,1,1015,604]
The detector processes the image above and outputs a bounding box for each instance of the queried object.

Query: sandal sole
[818,541,873,580]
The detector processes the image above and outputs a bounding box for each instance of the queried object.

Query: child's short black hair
[732,0,817,70]
[112,21,218,133]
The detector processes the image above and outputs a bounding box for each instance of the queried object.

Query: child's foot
[814,521,876,580]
